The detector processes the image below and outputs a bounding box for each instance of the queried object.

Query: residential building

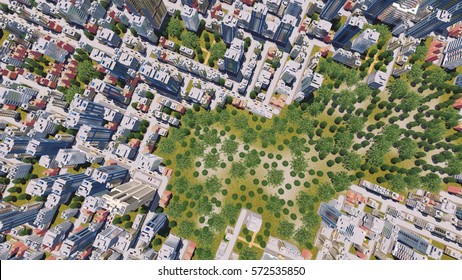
[34,207,57,227]
[54,149,87,168]
[367,70,388,89]
[136,153,163,172]
[332,16,365,48]
[351,29,380,54]
[157,234,183,260]
[42,221,72,249]
[130,15,158,43]
[397,229,430,254]
[181,6,200,32]
[59,222,103,258]
[97,28,122,48]
[299,69,324,97]
[442,37,462,69]
[125,0,167,31]
[320,0,347,21]
[89,79,128,107]
[139,64,182,96]
[285,0,303,18]
[93,225,124,251]
[224,38,245,75]
[332,48,362,68]
[32,38,68,63]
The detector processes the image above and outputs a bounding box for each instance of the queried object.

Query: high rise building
[300,69,324,96]
[125,0,167,31]
[249,3,268,34]
[274,14,296,45]
[377,2,420,26]
[42,221,72,249]
[57,0,90,26]
[320,0,347,21]
[364,0,395,20]
[406,9,452,38]
[89,79,128,107]
[332,16,365,48]
[319,203,342,228]
[139,213,168,243]
[60,222,103,258]
[224,38,245,75]
[181,6,200,32]
[130,15,158,43]
[351,28,380,54]
[222,15,238,45]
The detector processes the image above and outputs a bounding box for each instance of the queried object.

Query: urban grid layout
[0,0,462,261]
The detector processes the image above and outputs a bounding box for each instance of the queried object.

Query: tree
[130,27,138,37]
[196,248,214,260]
[334,131,354,149]
[167,17,183,38]
[204,151,221,169]
[277,220,295,239]
[330,171,352,192]
[239,247,258,260]
[203,32,210,42]
[181,31,200,49]
[176,154,192,170]
[296,192,315,214]
[222,203,239,222]
[317,183,335,201]
[230,162,247,178]
[221,139,239,156]
[290,156,308,174]
[178,221,195,238]
[315,137,335,154]
[266,168,284,187]
[244,150,261,168]
[395,138,418,160]
[265,195,283,214]
[342,152,362,171]
[214,31,221,42]
[204,176,222,195]
[64,85,83,104]
[208,213,227,232]
[389,174,406,192]
[347,116,366,133]
[209,42,227,61]
[77,60,99,84]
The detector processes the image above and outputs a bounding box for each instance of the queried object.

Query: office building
[364,0,395,20]
[100,180,157,216]
[285,0,303,18]
[319,203,342,228]
[351,29,380,54]
[249,3,268,34]
[320,0,347,21]
[139,213,168,243]
[125,0,167,31]
[0,202,42,232]
[397,229,430,254]
[26,138,72,157]
[377,2,420,26]
[274,14,296,45]
[88,1,106,19]
[157,234,183,260]
[224,38,245,75]
[222,15,238,45]
[332,16,365,48]
[406,9,452,38]
[181,6,200,32]
[77,125,113,149]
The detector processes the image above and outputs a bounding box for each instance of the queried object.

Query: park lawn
[0,30,10,45]
[32,162,47,177]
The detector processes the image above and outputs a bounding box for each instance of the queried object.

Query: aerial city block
[1,0,462,261]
